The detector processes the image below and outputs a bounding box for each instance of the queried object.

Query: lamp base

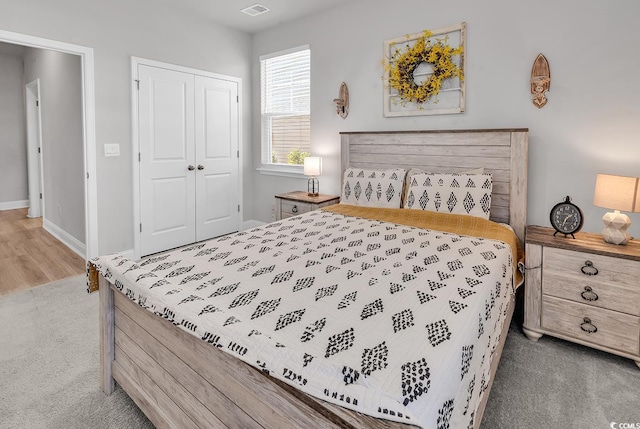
[307,177,319,197]
[601,210,631,245]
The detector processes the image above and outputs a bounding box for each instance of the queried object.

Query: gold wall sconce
[333,82,349,118]
[531,53,550,108]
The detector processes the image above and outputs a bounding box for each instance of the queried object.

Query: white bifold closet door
[139,64,239,257]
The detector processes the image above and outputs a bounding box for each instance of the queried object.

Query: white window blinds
[261,47,310,165]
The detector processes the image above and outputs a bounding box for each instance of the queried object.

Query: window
[260,46,310,170]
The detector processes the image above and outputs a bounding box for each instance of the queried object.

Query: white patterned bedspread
[91,208,515,429]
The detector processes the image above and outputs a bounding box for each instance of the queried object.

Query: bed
[90,128,528,429]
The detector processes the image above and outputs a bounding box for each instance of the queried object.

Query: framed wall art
[383,22,466,117]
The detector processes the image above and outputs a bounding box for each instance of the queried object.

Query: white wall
[23,48,85,243]
[251,0,640,237]
[3,0,638,247]
[0,0,252,255]
[0,52,27,205]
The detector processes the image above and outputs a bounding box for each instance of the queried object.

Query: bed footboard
[98,273,514,429]
[99,275,115,395]
[98,275,419,428]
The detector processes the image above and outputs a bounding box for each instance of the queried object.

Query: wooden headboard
[340,129,529,243]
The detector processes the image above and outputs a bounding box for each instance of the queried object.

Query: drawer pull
[292,205,298,213]
[580,317,597,334]
[580,261,598,276]
[580,286,599,302]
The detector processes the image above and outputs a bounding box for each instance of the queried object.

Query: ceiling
[0,1,352,56]
[160,0,355,34]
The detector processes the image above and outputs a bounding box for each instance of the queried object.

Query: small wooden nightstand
[274,191,340,220]
[523,225,640,368]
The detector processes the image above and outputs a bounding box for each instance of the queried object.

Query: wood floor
[0,208,86,297]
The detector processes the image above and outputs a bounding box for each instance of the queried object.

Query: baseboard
[242,220,266,230]
[43,218,86,259]
[0,199,29,211]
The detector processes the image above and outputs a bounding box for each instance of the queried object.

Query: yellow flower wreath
[384,31,464,105]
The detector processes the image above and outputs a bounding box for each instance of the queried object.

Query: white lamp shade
[304,157,322,176]
[593,174,640,213]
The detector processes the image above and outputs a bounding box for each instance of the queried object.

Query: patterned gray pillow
[340,168,406,208]
[404,172,493,219]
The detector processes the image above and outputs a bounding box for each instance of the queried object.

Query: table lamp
[593,173,640,245]
[304,156,322,197]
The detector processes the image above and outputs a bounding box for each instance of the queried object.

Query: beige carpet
[0,276,152,429]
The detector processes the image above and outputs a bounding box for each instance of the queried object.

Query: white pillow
[404,172,493,219]
[340,168,406,208]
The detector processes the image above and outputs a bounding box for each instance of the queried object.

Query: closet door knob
[197,165,204,170]
[187,165,195,171]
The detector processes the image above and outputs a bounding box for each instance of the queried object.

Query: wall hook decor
[333,82,349,118]
[531,53,550,108]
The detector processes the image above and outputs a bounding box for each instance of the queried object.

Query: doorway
[0,29,97,260]
[25,79,43,219]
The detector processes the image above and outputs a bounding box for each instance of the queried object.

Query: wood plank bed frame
[99,128,528,429]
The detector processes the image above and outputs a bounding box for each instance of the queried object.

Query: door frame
[25,79,44,219]
[131,57,243,260]
[0,29,98,260]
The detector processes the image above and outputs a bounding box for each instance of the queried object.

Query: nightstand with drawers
[523,225,640,368]
[274,191,340,221]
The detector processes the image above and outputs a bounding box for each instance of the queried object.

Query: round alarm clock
[549,196,584,238]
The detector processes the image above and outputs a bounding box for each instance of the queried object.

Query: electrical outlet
[271,203,276,221]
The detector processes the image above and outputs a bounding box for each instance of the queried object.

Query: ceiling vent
[241,4,271,17]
